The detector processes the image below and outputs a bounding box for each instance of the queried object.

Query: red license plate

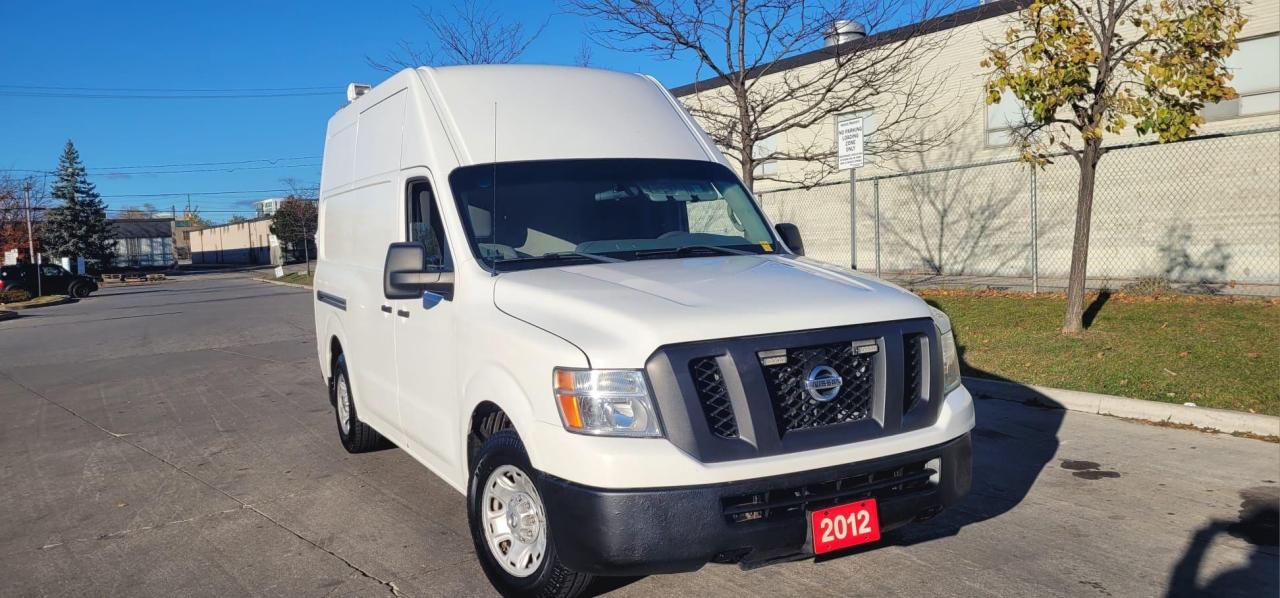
[811,498,880,554]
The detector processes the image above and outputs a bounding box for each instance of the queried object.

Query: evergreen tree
[40,140,115,269]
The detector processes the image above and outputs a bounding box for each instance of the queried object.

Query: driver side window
[407,179,451,270]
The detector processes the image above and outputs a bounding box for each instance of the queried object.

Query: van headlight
[929,307,963,394]
[553,368,662,437]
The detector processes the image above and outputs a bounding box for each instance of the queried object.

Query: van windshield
[448,159,779,271]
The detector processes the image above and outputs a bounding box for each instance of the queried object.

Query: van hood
[493,255,933,367]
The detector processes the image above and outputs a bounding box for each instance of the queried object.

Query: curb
[964,376,1280,437]
[254,277,312,290]
[0,310,17,322]
[0,296,74,311]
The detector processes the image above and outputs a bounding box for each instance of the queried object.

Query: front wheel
[69,283,92,298]
[468,430,592,598]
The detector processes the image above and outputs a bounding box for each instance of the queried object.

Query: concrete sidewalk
[965,377,1280,437]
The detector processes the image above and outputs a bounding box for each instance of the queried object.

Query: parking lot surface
[1,274,1276,597]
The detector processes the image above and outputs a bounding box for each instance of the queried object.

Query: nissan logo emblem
[804,365,843,402]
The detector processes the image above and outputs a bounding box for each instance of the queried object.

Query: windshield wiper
[633,245,754,259]
[493,251,623,267]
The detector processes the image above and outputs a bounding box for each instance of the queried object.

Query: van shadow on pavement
[875,320,1065,550]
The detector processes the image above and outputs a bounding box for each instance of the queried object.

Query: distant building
[173,219,205,261]
[188,217,280,265]
[254,198,287,217]
[109,218,177,268]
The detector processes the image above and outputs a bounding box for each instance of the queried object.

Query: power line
[0,207,278,213]
[1,163,320,176]
[98,188,294,199]
[95,155,320,170]
[0,84,338,92]
[0,90,337,99]
[0,155,321,175]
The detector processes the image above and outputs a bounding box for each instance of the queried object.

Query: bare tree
[0,175,49,261]
[568,0,963,191]
[575,41,594,67]
[369,0,548,70]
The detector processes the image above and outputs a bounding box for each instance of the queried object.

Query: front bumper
[537,431,972,575]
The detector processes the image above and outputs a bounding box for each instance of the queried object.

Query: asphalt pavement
[0,273,1276,597]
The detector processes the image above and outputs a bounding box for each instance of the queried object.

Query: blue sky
[0,1,713,221]
[0,1,947,222]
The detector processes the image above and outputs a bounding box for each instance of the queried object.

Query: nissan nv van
[313,65,973,598]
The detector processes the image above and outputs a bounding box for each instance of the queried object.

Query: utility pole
[303,216,311,277]
[23,182,41,297]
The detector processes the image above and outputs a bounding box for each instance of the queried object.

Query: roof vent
[823,20,866,46]
[346,83,372,102]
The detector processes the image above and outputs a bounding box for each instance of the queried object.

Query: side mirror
[383,242,454,300]
[775,223,805,256]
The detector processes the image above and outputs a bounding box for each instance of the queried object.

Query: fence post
[849,169,857,270]
[1031,167,1039,294]
[874,178,881,278]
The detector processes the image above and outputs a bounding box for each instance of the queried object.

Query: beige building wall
[679,1,1280,287]
[188,218,279,265]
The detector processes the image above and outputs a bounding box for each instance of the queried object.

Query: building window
[752,135,778,177]
[1203,34,1280,121]
[986,93,1032,146]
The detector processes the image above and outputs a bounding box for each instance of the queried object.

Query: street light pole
[23,183,41,297]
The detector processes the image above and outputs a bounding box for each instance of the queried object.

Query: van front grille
[903,333,924,413]
[690,357,739,439]
[760,342,875,434]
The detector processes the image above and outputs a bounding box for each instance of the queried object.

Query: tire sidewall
[331,355,358,450]
[467,431,566,597]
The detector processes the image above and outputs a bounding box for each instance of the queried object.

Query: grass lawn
[269,272,313,287]
[0,294,71,309]
[919,290,1279,416]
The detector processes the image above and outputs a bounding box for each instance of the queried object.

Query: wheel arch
[459,365,542,482]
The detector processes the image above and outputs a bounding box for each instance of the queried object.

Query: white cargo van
[314,65,973,597]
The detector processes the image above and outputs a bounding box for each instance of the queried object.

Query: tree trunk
[1062,142,1102,334]
[740,155,755,193]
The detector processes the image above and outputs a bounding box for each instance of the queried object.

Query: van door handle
[380,305,392,313]
[396,309,411,318]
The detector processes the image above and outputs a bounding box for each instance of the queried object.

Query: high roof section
[424,65,716,165]
[669,0,1025,97]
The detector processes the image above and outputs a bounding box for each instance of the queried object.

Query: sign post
[837,116,865,270]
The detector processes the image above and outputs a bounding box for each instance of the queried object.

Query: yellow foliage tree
[982,0,1247,333]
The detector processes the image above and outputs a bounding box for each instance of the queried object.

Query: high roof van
[313,65,973,598]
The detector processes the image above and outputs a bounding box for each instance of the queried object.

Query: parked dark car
[0,264,98,298]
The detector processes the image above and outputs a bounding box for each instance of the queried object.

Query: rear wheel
[468,430,592,598]
[330,354,384,453]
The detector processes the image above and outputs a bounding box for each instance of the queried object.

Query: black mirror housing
[775,223,805,256]
[383,242,455,300]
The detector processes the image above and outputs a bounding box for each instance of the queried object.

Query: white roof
[420,65,715,165]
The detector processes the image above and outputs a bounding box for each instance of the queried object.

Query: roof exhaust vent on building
[824,20,867,46]
[346,83,372,102]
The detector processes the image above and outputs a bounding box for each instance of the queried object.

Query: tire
[69,283,92,298]
[468,430,592,598]
[330,354,384,453]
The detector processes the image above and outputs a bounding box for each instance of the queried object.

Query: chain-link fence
[757,126,1280,295]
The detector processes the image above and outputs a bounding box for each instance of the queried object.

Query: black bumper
[537,432,972,576]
